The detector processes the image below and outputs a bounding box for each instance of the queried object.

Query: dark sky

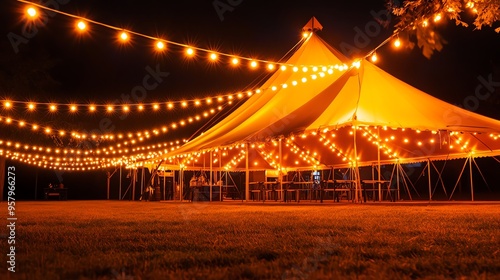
[1,0,500,199]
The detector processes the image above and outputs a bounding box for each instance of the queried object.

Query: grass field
[1,201,500,279]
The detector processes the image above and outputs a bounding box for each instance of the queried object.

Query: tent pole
[353,125,361,203]
[219,150,222,201]
[469,155,474,202]
[172,167,176,201]
[448,158,468,200]
[471,157,491,192]
[132,169,136,201]
[140,167,145,199]
[179,164,183,202]
[245,144,250,202]
[279,138,283,202]
[210,151,213,202]
[396,162,400,201]
[119,165,123,200]
[427,159,432,202]
[107,171,111,200]
[377,127,381,202]
[430,161,448,197]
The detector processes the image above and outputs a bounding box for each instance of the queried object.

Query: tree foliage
[387,0,500,58]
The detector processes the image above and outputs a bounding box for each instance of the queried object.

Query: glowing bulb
[267,64,275,70]
[119,31,129,41]
[49,105,57,112]
[28,103,35,111]
[186,47,195,56]
[76,20,87,31]
[231,57,239,65]
[422,20,428,27]
[4,101,12,109]
[370,53,378,62]
[70,105,77,112]
[89,105,96,112]
[209,53,218,61]
[106,106,114,112]
[433,13,442,22]
[280,65,287,71]
[26,7,37,18]
[302,32,309,38]
[394,38,401,48]
[250,60,258,68]
[156,41,165,50]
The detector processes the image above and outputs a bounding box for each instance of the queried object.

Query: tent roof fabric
[157,31,500,170]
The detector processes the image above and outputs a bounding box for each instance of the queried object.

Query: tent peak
[302,17,323,32]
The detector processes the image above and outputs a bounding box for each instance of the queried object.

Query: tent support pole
[353,125,362,203]
[396,162,400,201]
[132,169,136,201]
[472,157,491,192]
[449,158,468,200]
[179,165,183,202]
[210,151,213,202]
[245,144,250,202]
[398,164,413,200]
[469,155,474,202]
[377,127,381,202]
[119,165,123,200]
[279,138,283,202]
[219,150,222,201]
[430,161,448,197]
[427,159,432,202]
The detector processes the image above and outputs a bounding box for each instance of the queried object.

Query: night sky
[1,0,500,199]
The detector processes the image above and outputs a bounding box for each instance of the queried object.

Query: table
[322,180,355,202]
[192,185,221,201]
[44,188,68,200]
[361,180,392,202]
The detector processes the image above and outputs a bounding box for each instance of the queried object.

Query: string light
[370,52,378,62]
[393,38,401,48]
[26,6,37,18]
[17,0,345,72]
[186,47,195,57]
[119,31,129,42]
[433,13,442,22]
[76,20,87,31]
[156,41,166,51]
[0,102,228,145]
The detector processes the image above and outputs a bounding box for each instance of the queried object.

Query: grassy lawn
[1,201,500,279]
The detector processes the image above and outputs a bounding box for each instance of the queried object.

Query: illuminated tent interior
[149,22,500,202]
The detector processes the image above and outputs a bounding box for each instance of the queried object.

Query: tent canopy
[154,27,500,171]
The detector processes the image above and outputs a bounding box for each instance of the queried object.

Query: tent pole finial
[302,16,323,33]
